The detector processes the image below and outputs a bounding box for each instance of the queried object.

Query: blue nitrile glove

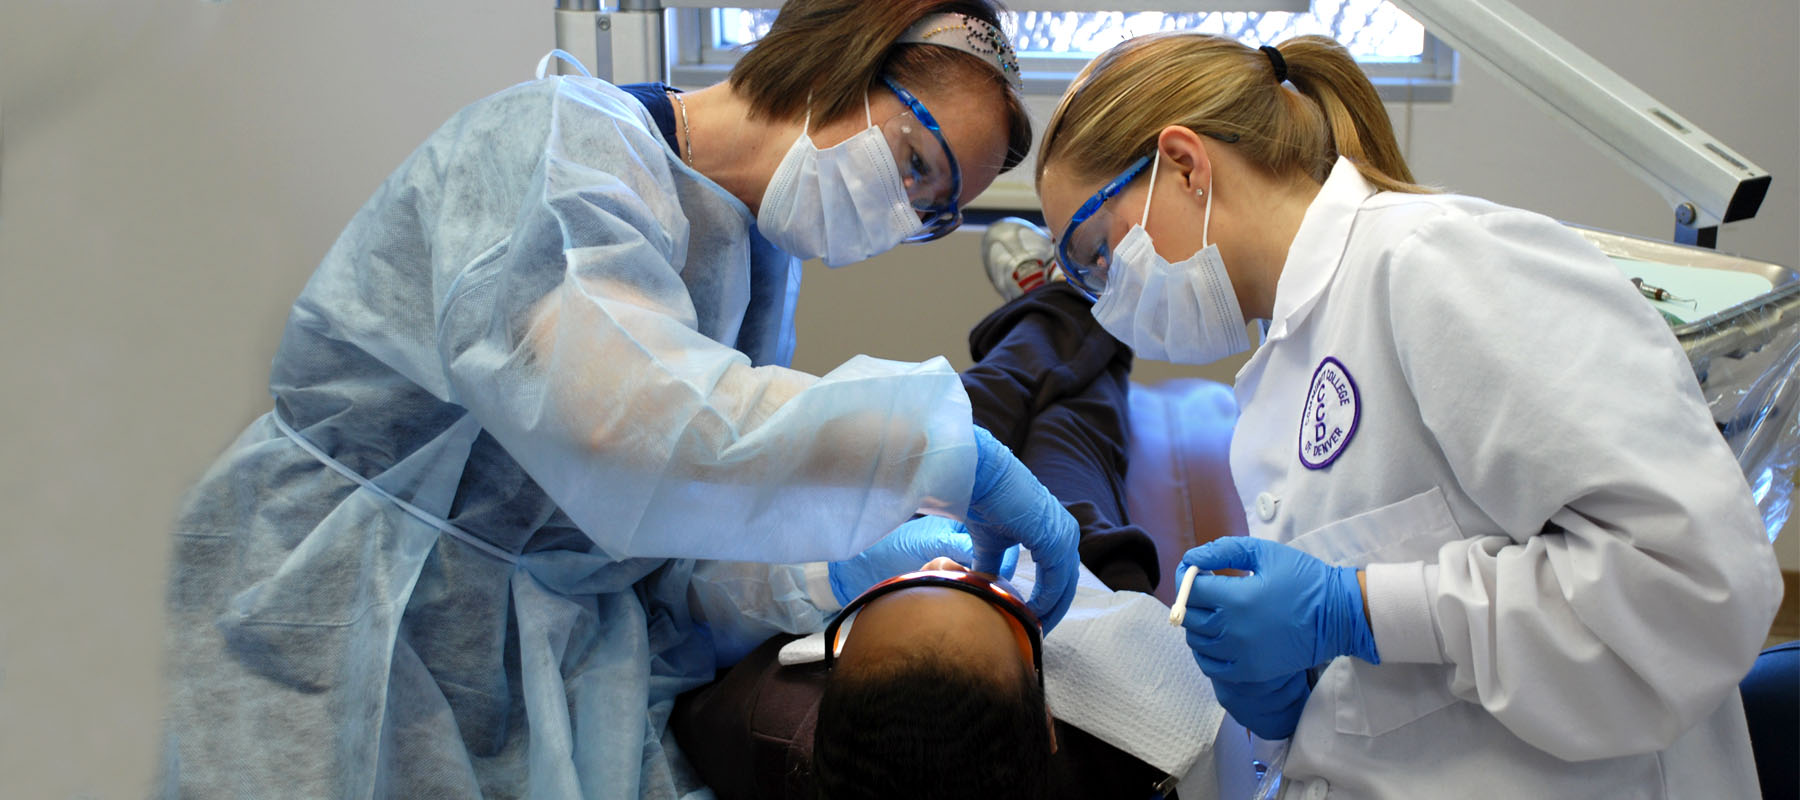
[1179,536,1379,684]
[966,426,1080,632]
[1209,672,1312,740]
[827,516,1019,607]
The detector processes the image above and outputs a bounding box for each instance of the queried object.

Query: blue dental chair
[1742,639,1798,800]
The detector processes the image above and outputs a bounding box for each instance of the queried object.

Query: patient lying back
[670,556,1231,799]
[813,557,1054,800]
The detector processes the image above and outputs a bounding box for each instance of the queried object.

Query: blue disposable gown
[159,75,976,798]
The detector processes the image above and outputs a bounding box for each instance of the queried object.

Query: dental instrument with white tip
[1168,565,1204,626]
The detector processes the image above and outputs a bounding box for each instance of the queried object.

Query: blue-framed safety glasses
[879,76,963,242]
[1055,131,1243,298]
[1056,155,1151,298]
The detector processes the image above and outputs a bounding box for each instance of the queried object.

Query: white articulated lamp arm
[1388,0,1769,244]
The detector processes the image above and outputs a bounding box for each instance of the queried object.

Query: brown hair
[1037,33,1429,193]
[729,0,1033,172]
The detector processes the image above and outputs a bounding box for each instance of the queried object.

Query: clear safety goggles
[1055,132,1242,298]
[1056,154,1152,298]
[878,77,964,243]
[823,568,1044,691]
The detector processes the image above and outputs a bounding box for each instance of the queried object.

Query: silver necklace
[668,90,693,166]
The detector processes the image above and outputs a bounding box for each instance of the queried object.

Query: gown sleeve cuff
[803,561,842,613]
[1365,561,1446,664]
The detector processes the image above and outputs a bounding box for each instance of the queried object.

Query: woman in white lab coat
[1034,33,1783,797]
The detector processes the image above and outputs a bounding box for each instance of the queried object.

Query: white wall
[1,0,1793,796]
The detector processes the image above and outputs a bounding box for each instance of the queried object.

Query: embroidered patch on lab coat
[1300,357,1360,469]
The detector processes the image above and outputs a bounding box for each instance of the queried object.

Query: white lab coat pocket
[1285,486,1459,567]
[1332,660,1458,737]
[1288,488,1464,737]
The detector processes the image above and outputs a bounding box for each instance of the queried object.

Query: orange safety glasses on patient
[822,569,1045,691]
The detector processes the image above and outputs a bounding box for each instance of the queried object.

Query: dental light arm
[1390,0,1770,247]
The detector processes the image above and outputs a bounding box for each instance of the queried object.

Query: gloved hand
[965,426,1080,632]
[827,516,1019,607]
[1179,536,1379,684]
[1209,672,1312,740]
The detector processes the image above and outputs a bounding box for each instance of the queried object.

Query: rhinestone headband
[896,13,1023,90]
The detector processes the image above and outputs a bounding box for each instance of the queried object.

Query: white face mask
[1090,153,1251,365]
[756,97,923,267]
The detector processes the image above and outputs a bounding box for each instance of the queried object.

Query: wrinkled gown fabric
[158,75,976,799]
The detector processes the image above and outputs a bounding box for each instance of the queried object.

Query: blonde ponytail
[1278,36,1421,191]
[1038,33,1431,195]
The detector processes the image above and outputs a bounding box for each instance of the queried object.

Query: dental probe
[1630,277,1696,307]
[1168,565,1202,626]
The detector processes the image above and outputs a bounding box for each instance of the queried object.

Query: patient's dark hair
[813,652,1051,799]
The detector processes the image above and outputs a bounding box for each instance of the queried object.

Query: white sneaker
[982,217,1062,301]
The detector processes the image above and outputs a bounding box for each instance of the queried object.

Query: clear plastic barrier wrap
[1679,284,1800,542]
[1576,227,1800,542]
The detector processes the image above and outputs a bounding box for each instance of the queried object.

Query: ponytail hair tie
[1260,45,1288,83]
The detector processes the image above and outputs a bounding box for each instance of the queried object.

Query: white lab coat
[1228,159,1783,799]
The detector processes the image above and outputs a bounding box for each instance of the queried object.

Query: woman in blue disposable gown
[157,2,1084,797]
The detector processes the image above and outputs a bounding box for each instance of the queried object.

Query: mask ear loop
[1139,151,1161,228]
[798,91,867,138]
[797,90,871,138]
[1201,173,1214,248]
[1140,149,1214,247]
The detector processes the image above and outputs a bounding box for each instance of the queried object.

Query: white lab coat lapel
[1266,157,1378,345]
[1235,158,1376,391]
[1232,159,1383,544]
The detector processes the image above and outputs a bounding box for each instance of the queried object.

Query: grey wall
[1,0,1793,796]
